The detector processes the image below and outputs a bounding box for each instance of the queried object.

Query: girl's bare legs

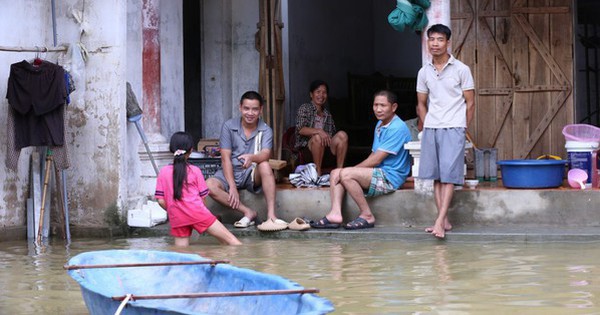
[174,237,190,247]
[206,220,242,245]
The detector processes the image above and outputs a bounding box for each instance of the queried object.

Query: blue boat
[65,249,334,315]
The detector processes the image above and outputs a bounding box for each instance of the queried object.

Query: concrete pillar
[421,0,451,65]
[142,0,162,140]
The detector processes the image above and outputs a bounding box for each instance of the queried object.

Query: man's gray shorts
[418,127,466,185]
[212,166,262,194]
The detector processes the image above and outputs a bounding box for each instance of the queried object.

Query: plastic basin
[497,160,566,188]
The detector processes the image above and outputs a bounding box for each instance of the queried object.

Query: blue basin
[497,160,566,188]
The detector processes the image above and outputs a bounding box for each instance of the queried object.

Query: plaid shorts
[365,168,395,197]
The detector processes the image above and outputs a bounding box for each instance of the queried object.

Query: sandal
[257,218,288,232]
[310,216,340,229]
[343,217,374,230]
[233,216,255,228]
[288,217,311,231]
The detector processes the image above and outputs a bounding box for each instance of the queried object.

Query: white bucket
[565,141,599,187]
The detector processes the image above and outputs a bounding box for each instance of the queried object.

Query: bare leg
[425,181,453,233]
[330,131,348,169]
[319,168,344,224]
[308,134,325,175]
[253,161,278,221]
[173,237,190,247]
[206,178,256,220]
[339,167,375,224]
[205,220,242,245]
[430,182,455,239]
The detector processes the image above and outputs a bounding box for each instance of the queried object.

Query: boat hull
[66,250,334,315]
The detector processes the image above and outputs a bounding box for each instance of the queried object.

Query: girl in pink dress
[155,132,241,246]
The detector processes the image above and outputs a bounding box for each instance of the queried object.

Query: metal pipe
[51,0,58,46]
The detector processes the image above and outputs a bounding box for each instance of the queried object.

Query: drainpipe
[51,0,72,244]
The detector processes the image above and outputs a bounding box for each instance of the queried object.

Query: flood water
[0,236,599,314]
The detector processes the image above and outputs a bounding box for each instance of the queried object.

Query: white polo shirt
[416,55,474,128]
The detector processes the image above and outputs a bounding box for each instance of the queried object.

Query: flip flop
[288,217,310,231]
[310,217,340,229]
[233,216,255,228]
[343,217,374,230]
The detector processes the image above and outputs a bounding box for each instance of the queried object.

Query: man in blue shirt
[311,90,412,230]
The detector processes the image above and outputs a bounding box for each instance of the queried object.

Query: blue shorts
[418,127,466,185]
[365,168,395,197]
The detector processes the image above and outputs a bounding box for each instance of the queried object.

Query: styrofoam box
[127,201,167,227]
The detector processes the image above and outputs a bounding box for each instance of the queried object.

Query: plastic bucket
[565,141,599,186]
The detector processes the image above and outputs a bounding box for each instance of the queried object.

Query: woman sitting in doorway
[294,80,348,175]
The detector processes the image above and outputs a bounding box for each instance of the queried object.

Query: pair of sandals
[233,216,290,232]
[310,216,374,230]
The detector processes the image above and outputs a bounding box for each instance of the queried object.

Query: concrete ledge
[117,223,600,243]
[69,225,127,238]
[0,226,26,242]
[205,186,600,227]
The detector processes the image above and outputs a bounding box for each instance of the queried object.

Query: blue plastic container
[497,160,566,188]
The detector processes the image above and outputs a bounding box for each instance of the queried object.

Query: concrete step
[205,181,600,228]
[126,223,600,242]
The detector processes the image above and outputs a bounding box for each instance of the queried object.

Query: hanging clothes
[6,60,67,148]
[5,60,71,170]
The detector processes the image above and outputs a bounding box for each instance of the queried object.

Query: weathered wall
[0,0,128,229]
[201,0,260,139]
[0,1,50,227]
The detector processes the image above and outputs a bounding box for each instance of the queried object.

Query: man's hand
[228,186,240,209]
[237,154,254,168]
[315,130,332,147]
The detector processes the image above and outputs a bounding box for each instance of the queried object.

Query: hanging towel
[388,0,431,32]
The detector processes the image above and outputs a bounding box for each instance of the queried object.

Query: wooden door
[451,0,573,159]
[258,0,285,159]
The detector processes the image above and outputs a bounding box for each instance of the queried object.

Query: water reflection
[0,237,599,314]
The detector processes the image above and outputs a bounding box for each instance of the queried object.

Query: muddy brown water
[0,236,599,314]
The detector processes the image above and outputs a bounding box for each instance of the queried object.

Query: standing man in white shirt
[417,24,475,239]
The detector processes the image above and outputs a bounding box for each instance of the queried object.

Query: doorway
[285,0,422,164]
[576,0,600,126]
[183,0,203,143]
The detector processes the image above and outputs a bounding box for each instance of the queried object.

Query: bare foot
[431,226,445,239]
[322,213,343,225]
[425,221,452,233]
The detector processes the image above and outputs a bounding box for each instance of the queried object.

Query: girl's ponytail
[169,132,195,200]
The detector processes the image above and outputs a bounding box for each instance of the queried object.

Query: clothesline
[0,45,68,53]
